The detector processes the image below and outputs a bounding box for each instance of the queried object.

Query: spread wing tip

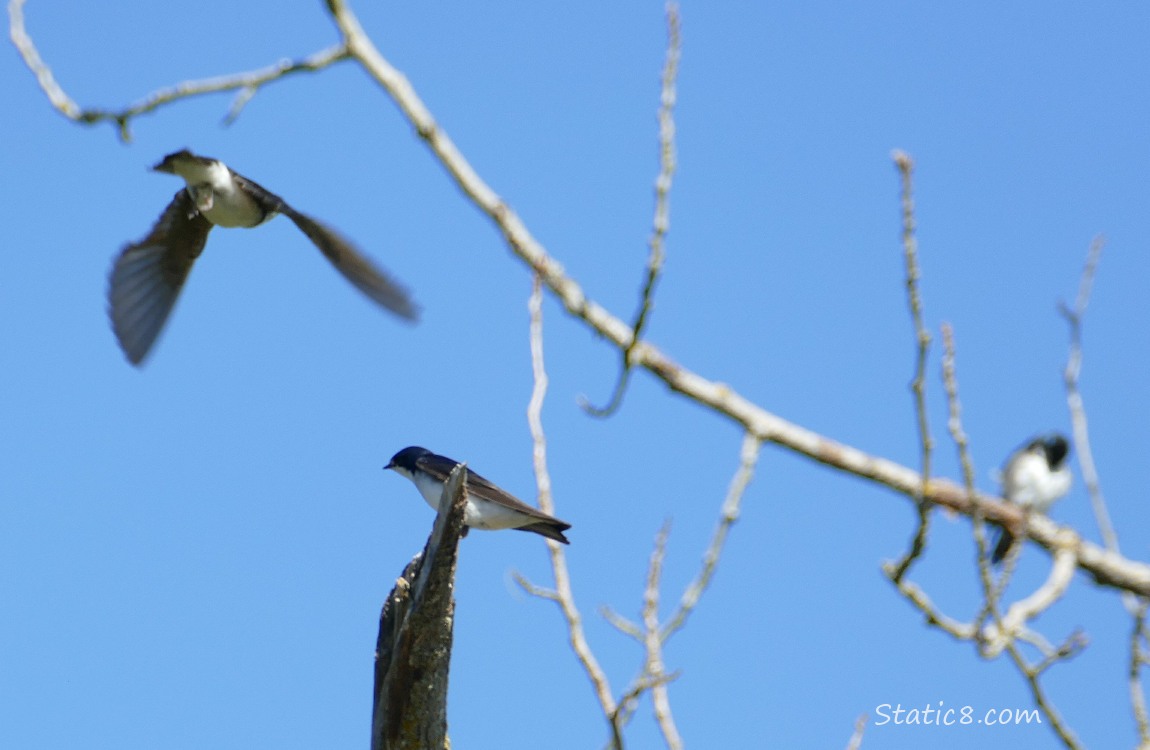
[283,208,422,324]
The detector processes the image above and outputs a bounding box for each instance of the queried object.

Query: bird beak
[152,149,192,174]
[384,461,395,470]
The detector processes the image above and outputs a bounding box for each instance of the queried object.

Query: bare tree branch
[886,574,979,640]
[1059,237,1115,553]
[1003,628,1085,750]
[936,324,1083,749]
[609,670,681,747]
[327,0,1150,596]
[1059,237,1150,745]
[516,275,619,743]
[371,463,468,750]
[12,0,1149,600]
[641,521,682,750]
[660,433,761,641]
[8,0,348,140]
[13,4,1150,742]
[982,548,1080,658]
[937,323,1009,644]
[583,1,680,418]
[523,271,758,749]
[1131,600,1150,748]
[887,150,935,583]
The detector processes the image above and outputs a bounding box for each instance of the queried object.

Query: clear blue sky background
[3,2,1148,748]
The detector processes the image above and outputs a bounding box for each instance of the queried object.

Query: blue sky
[3,2,1149,748]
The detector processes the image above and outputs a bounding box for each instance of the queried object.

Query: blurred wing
[108,190,211,365]
[280,204,420,322]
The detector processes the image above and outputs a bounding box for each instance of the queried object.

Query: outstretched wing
[286,207,419,321]
[108,190,211,365]
[230,173,419,322]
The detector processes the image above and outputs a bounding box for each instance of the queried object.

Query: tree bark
[371,464,468,750]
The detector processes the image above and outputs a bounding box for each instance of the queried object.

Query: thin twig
[1032,627,1089,676]
[599,606,643,641]
[1003,634,1084,750]
[938,324,1083,750]
[609,670,682,745]
[660,433,761,640]
[941,326,1054,644]
[885,574,978,640]
[604,434,759,747]
[938,324,1005,637]
[583,1,680,417]
[642,521,682,750]
[983,547,1080,658]
[603,433,759,748]
[9,0,348,141]
[888,150,935,582]
[1059,238,1118,555]
[845,714,867,750]
[518,274,618,740]
[1131,599,1150,748]
[1058,237,1145,744]
[512,574,559,602]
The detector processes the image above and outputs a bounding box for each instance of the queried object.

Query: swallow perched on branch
[385,446,572,544]
[991,433,1072,564]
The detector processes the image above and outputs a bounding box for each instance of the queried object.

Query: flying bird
[385,446,572,544]
[991,433,1072,564]
[108,149,418,365]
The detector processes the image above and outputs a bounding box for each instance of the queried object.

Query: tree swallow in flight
[385,446,572,544]
[108,149,419,365]
[991,433,1072,564]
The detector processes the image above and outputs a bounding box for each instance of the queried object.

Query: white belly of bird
[201,184,265,228]
[1006,453,1071,512]
[175,159,267,228]
[412,473,533,530]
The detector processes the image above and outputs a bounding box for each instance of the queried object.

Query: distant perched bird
[385,446,572,544]
[991,433,1072,564]
[108,149,418,365]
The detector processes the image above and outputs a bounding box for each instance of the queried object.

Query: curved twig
[9,0,348,140]
[582,2,680,418]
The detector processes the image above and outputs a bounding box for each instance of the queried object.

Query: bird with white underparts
[108,149,418,365]
[991,433,1072,565]
[385,446,571,544]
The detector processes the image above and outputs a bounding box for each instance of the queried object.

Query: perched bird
[385,446,572,544]
[108,149,418,365]
[991,433,1072,564]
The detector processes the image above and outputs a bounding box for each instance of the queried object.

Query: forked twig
[660,433,761,641]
